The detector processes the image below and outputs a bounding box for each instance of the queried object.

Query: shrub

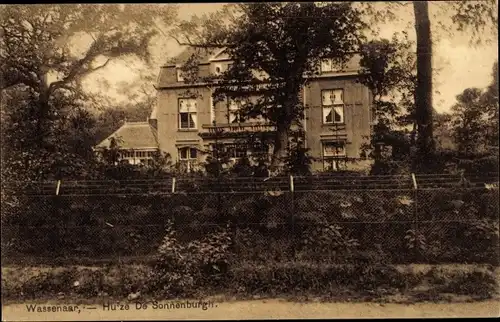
[150,220,233,297]
[298,224,359,262]
[432,269,498,298]
[16,268,77,299]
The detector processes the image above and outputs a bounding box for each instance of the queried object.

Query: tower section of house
[304,56,373,171]
[156,46,372,172]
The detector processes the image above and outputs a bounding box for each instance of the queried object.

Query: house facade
[151,47,373,172]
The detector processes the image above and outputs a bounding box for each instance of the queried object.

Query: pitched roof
[165,46,225,66]
[95,122,158,150]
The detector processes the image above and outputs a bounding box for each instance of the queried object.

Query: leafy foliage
[0,4,177,182]
[151,219,233,297]
[175,3,366,170]
[451,88,489,155]
[358,35,417,175]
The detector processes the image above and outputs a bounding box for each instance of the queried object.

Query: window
[249,142,269,156]
[226,144,247,158]
[320,59,334,73]
[179,98,197,129]
[214,64,223,75]
[228,99,246,123]
[322,89,344,124]
[179,147,197,160]
[320,58,340,73]
[122,151,133,158]
[176,68,184,82]
[323,141,346,157]
[323,141,346,171]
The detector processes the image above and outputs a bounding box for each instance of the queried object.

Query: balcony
[200,122,276,139]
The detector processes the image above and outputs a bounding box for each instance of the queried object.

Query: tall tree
[480,61,499,148]
[0,4,177,180]
[451,61,499,156]
[173,3,366,172]
[451,88,488,155]
[413,1,435,171]
[363,0,497,172]
[358,34,417,174]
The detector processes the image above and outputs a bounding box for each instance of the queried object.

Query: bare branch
[82,58,111,76]
[170,33,226,48]
[48,40,102,93]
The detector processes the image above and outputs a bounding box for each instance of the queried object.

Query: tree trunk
[270,122,289,173]
[270,88,299,173]
[413,1,435,172]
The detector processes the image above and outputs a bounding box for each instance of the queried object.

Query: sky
[81,2,498,114]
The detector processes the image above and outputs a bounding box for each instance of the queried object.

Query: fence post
[55,180,61,196]
[171,177,176,193]
[290,175,296,259]
[411,173,417,190]
[411,173,419,261]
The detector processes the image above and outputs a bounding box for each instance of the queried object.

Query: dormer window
[214,64,223,76]
[320,59,337,73]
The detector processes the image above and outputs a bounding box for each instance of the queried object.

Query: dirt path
[2,299,499,321]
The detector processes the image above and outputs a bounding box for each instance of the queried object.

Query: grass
[2,263,499,304]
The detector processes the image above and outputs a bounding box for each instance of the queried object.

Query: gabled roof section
[95,122,159,150]
[209,48,229,61]
[166,46,225,66]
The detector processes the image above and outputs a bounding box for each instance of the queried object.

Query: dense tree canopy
[0,4,177,181]
[450,61,499,155]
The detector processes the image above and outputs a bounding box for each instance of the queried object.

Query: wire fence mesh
[1,174,499,266]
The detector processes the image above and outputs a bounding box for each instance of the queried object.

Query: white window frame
[321,89,345,124]
[323,141,347,171]
[323,141,346,158]
[178,98,198,129]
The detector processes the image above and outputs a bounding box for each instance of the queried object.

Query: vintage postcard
[1,2,499,321]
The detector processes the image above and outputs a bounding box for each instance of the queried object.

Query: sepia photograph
[1,1,499,320]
